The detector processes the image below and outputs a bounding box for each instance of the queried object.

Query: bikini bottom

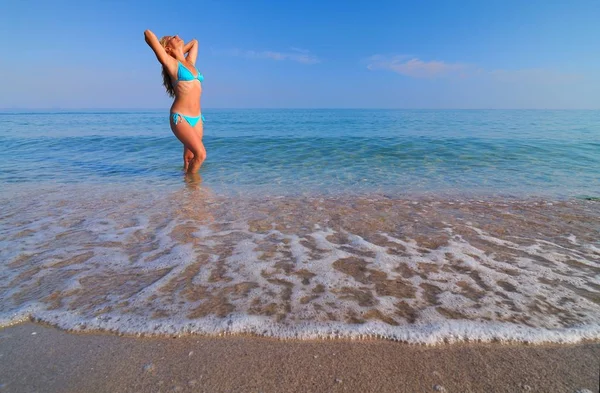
[172,112,205,127]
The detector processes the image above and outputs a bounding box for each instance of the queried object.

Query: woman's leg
[170,115,206,173]
[183,146,194,171]
[191,124,206,173]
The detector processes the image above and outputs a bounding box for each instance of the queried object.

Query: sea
[1,109,599,344]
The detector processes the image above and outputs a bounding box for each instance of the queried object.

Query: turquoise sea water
[1,109,599,343]
[1,109,599,196]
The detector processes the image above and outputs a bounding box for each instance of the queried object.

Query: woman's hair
[159,36,176,98]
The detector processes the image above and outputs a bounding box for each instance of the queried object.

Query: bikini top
[176,61,204,83]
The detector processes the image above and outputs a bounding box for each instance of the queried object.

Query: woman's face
[164,35,184,53]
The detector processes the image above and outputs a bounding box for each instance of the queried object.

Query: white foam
[2,187,600,344]
[2,309,599,345]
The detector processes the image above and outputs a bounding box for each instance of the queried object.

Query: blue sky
[1,0,599,109]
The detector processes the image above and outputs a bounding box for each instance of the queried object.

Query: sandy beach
[0,322,597,393]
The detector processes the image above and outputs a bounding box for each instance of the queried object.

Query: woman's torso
[170,61,203,117]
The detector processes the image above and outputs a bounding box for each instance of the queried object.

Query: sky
[1,0,599,109]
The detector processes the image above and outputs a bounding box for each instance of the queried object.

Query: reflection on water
[184,172,203,190]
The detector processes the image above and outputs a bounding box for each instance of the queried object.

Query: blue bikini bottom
[172,112,205,127]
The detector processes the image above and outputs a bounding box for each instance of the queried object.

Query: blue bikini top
[176,61,204,83]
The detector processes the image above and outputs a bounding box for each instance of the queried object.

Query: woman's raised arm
[144,29,176,68]
[184,39,198,65]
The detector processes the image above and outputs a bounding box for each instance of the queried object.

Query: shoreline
[3,314,600,345]
[1,322,598,393]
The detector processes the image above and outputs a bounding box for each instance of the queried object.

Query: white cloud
[367,55,583,85]
[220,47,320,64]
[367,55,467,78]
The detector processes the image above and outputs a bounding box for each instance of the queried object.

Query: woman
[144,29,206,173]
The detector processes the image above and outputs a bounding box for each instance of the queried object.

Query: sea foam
[1,185,599,344]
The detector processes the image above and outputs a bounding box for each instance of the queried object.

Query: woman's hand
[144,29,156,43]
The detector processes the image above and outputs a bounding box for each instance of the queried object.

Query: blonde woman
[144,29,206,173]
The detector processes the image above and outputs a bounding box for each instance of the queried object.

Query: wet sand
[0,323,598,393]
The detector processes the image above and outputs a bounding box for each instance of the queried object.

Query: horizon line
[1,107,599,111]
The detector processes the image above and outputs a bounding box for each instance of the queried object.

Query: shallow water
[1,110,599,343]
[1,109,599,196]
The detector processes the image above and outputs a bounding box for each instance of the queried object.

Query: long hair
[159,36,176,98]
